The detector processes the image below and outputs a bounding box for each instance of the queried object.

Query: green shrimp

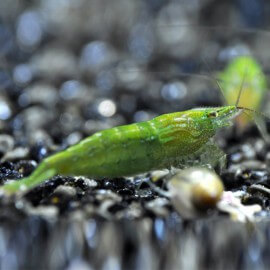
[218,56,267,130]
[1,105,243,194]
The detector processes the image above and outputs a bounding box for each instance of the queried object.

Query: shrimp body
[2,106,238,193]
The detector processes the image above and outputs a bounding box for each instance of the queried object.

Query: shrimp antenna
[117,67,201,80]
[116,68,230,85]
[235,61,249,107]
[241,109,270,143]
[237,106,270,122]
[156,24,270,38]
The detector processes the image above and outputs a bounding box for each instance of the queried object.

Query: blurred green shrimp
[1,103,247,194]
[218,56,267,130]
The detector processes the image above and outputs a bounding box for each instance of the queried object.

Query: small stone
[218,44,251,62]
[218,191,262,222]
[229,152,243,163]
[74,177,97,188]
[29,143,48,161]
[241,143,256,160]
[265,152,270,166]
[248,184,270,198]
[54,185,77,197]
[95,189,122,202]
[0,24,15,57]
[133,110,155,122]
[25,205,59,218]
[24,83,58,106]
[97,99,117,118]
[13,63,33,86]
[161,81,187,101]
[221,170,244,189]
[116,201,142,219]
[146,198,170,216]
[66,132,83,146]
[0,98,12,120]
[0,71,13,91]
[15,160,37,177]
[16,10,43,49]
[30,47,77,79]
[83,119,113,134]
[66,259,92,270]
[79,41,117,74]
[156,3,198,57]
[117,188,134,196]
[242,195,265,207]
[128,23,154,61]
[2,147,29,161]
[0,161,21,182]
[59,111,83,134]
[28,129,54,149]
[23,106,53,130]
[0,134,14,154]
[151,170,169,182]
[115,60,147,91]
[59,80,90,101]
[95,69,116,92]
[98,178,131,191]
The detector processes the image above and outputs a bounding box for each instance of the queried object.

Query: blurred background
[1,0,270,148]
[1,0,270,269]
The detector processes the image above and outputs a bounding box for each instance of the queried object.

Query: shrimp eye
[208,111,218,118]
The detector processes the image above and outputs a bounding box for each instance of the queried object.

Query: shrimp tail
[1,162,57,194]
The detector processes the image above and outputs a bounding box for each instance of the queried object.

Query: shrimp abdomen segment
[48,111,213,178]
[48,121,165,177]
